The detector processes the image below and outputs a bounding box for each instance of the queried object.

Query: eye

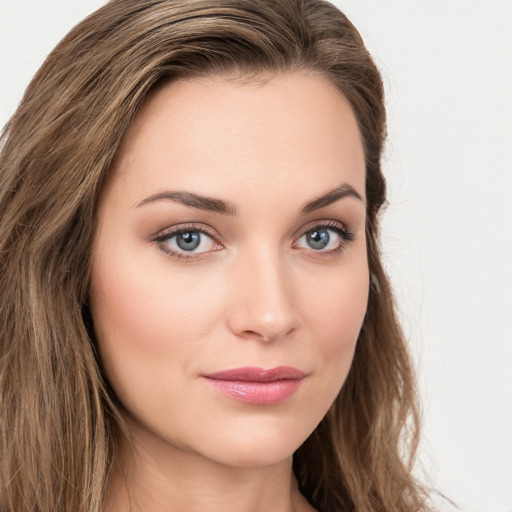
[153,224,222,260]
[294,222,354,253]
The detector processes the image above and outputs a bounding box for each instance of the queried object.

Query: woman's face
[90,73,368,468]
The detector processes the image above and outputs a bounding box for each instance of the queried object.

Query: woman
[0,1,428,511]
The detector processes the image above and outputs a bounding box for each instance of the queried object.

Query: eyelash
[153,223,221,260]
[152,221,355,261]
[294,221,355,256]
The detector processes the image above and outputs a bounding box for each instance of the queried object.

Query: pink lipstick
[202,366,305,405]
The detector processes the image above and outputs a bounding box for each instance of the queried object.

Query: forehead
[106,72,366,206]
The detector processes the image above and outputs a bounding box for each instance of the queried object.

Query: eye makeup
[293,220,355,254]
[150,219,356,262]
[151,222,223,261]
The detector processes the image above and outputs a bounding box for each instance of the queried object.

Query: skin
[90,72,369,512]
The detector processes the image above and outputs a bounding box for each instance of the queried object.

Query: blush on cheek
[313,274,369,382]
[310,271,368,334]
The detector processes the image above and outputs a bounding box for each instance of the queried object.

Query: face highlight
[90,73,369,469]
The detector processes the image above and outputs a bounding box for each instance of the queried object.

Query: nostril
[238,326,295,343]
[225,256,297,342]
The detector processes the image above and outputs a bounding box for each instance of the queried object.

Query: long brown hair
[0,1,427,511]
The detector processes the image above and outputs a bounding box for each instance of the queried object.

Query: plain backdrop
[1,1,511,511]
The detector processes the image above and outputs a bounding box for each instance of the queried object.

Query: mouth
[202,366,306,405]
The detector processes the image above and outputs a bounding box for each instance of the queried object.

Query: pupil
[177,231,201,251]
[307,229,329,250]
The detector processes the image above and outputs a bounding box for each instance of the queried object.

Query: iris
[306,229,330,250]
[176,231,201,251]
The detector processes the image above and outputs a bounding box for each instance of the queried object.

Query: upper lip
[203,366,306,382]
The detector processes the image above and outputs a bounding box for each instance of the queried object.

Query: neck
[104,426,315,512]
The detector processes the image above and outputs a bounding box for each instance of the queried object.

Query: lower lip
[203,378,303,405]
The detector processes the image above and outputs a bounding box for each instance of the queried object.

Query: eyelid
[151,222,221,242]
[292,219,350,241]
[150,219,355,261]
[292,220,355,254]
[151,222,223,261]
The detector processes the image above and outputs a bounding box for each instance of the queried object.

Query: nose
[226,247,297,343]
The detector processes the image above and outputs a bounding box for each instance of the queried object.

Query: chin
[186,416,318,469]
[203,439,298,469]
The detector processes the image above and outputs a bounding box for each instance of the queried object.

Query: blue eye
[155,225,221,259]
[295,223,354,252]
[305,228,331,250]
[175,231,201,251]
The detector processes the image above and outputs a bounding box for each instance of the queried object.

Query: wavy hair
[0,1,426,510]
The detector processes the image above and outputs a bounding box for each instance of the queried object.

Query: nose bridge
[227,241,297,342]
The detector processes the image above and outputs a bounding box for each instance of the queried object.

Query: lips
[202,366,306,405]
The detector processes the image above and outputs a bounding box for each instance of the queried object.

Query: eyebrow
[136,183,363,216]
[136,191,239,215]
[300,183,363,214]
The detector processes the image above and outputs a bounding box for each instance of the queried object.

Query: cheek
[88,251,225,407]
[91,250,220,345]
[305,259,369,347]
[301,258,369,395]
